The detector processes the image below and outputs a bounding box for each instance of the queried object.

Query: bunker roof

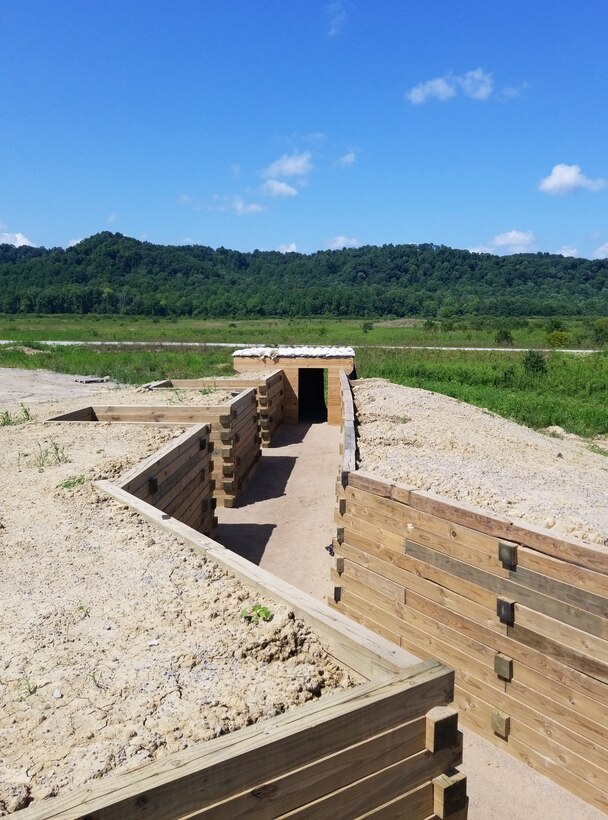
[233,346,355,359]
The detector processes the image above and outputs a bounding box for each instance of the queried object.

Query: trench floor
[215,422,339,601]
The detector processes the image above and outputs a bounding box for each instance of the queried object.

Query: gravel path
[354,378,608,547]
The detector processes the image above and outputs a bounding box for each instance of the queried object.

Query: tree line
[0,232,606,318]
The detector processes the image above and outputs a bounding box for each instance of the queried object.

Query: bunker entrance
[297,368,327,422]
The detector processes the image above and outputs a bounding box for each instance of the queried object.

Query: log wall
[332,374,608,813]
[150,369,285,447]
[117,423,216,536]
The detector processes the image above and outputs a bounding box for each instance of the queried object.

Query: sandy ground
[0,373,352,815]
[1,369,606,819]
[354,378,608,548]
[216,422,339,601]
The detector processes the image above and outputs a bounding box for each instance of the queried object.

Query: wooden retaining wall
[116,423,216,536]
[148,369,285,447]
[48,388,261,508]
[332,374,608,813]
[17,481,468,820]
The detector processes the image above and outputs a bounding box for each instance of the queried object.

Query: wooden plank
[277,742,462,820]
[187,718,427,819]
[336,557,406,603]
[119,425,209,493]
[508,623,608,684]
[452,687,608,814]
[338,541,504,636]
[408,488,608,574]
[357,782,432,820]
[405,539,608,639]
[516,546,608,602]
[514,603,608,664]
[457,668,608,774]
[47,405,95,422]
[20,664,450,820]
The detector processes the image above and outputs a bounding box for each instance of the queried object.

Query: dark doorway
[298,368,327,422]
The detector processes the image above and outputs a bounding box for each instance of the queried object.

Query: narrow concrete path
[215,422,339,602]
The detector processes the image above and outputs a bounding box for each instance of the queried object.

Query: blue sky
[1,1,607,258]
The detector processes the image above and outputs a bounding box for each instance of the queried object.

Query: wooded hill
[1,232,607,318]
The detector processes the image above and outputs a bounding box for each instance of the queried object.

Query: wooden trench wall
[48,387,261,509]
[19,477,468,819]
[116,423,216,536]
[149,368,285,448]
[332,371,608,813]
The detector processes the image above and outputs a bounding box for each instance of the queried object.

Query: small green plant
[0,404,33,426]
[588,443,608,457]
[15,676,37,701]
[34,440,70,469]
[240,604,273,624]
[91,670,106,690]
[76,600,90,619]
[59,474,86,490]
[361,321,374,333]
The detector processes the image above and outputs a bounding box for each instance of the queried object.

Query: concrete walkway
[215,422,339,602]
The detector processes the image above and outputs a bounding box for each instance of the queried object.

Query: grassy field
[0,313,602,348]
[0,317,608,436]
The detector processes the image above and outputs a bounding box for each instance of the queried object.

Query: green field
[1,315,607,438]
[0,313,605,348]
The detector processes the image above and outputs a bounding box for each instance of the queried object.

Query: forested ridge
[1,232,607,318]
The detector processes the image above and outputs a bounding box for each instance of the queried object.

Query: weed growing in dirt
[34,440,70,469]
[240,604,273,624]
[588,443,608,457]
[76,600,90,619]
[15,676,37,702]
[59,475,86,490]
[0,404,33,426]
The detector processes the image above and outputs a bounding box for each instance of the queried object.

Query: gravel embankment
[353,378,608,547]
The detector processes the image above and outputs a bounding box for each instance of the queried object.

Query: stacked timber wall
[332,372,608,813]
[48,388,261,508]
[233,354,354,425]
[116,423,216,536]
[18,478,469,819]
[148,369,285,447]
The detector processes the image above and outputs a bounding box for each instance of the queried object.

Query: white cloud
[558,246,578,257]
[459,68,493,100]
[407,76,457,104]
[538,163,607,195]
[231,163,241,178]
[0,230,34,247]
[230,196,265,216]
[277,242,297,253]
[107,212,117,224]
[327,235,361,249]
[407,68,493,104]
[67,238,84,248]
[262,179,298,198]
[264,151,313,179]
[470,230,534,255]
[326,1,347,36]
[594,242,608,259]
[337,150,356,168]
